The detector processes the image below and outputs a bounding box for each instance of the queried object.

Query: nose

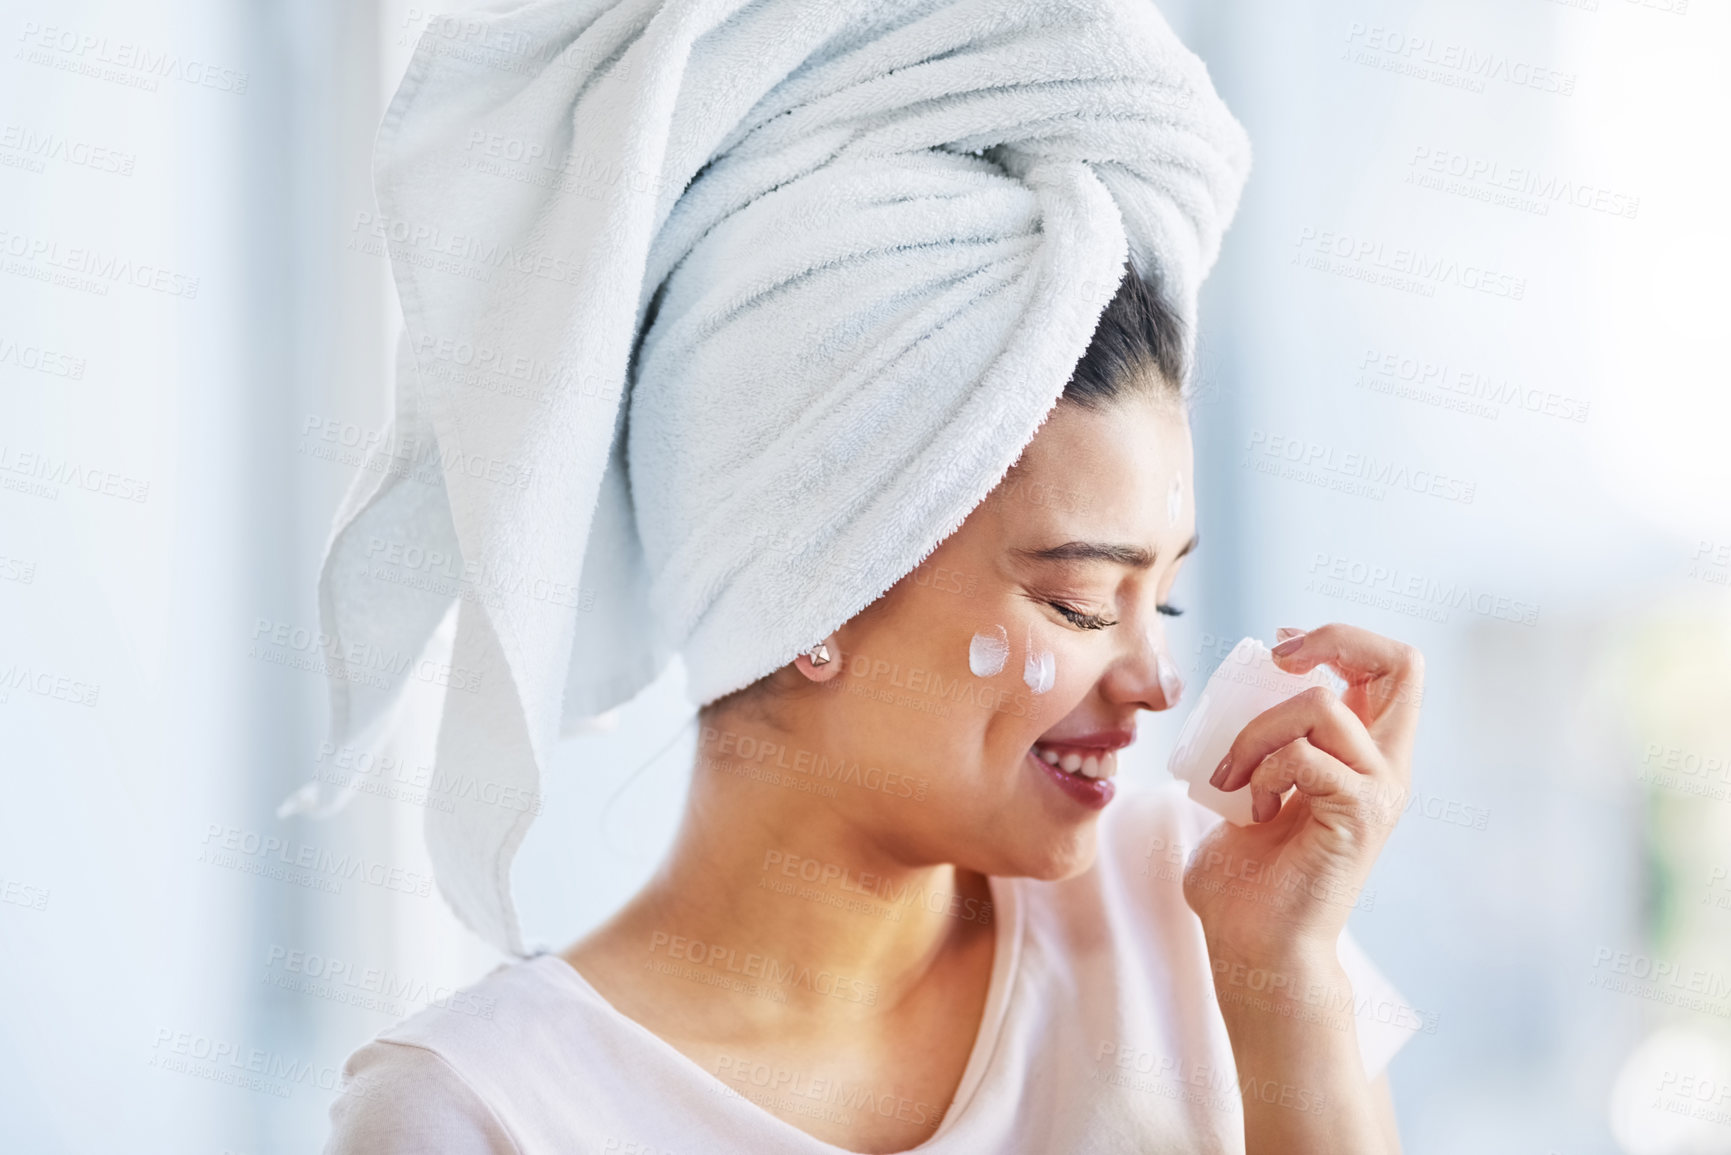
[1099,615,1182,712]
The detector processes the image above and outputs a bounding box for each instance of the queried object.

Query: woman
[317,1,1421,1151]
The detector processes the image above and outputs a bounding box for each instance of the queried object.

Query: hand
[1181,623,1424,966]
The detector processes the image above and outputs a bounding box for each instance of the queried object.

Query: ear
[792,633,843,683]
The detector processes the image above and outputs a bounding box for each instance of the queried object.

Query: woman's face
[816,389,1195,880]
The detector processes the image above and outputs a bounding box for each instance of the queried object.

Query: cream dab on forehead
[1166,474,1183,527]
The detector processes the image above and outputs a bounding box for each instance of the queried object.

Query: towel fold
[294,0,1251,955]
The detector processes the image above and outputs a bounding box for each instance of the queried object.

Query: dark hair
[1061,264,1187,409]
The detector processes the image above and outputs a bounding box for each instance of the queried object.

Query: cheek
[911,590,1102,756]
[952,600,1050,701]
[965,613,1102,747]
[967,624,1009,677]
[1020,619,1056,695]
[1017,619,1107,733]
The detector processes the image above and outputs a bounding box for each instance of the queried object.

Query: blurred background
[1,0,1727,1152]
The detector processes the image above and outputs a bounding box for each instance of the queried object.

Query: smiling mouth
[1030,743,1119,780]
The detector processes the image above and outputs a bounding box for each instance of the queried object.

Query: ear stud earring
[803,640,832,667]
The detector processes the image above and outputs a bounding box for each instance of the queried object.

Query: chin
[1009,823,1101,882]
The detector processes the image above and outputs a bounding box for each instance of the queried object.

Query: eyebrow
[1014,534,1198,570]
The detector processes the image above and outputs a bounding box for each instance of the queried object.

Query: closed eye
[1157,603,1184,617]
[1049,601,1118,630]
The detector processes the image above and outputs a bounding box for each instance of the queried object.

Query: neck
[612,705,994,1026]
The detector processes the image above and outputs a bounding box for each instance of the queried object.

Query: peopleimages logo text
[1246,430,1477,504]
[1293,227,1525,301]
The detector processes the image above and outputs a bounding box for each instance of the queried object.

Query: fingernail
[1272,634,1305,657]
[1209,754,1231,789]
[1156,653,1183,707]
[1252,792,1278,822]
[1275,627,1305,642]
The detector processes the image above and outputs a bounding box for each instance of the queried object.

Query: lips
[1027,748,1115,810]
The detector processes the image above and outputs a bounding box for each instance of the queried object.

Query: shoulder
[325,1038,518,1154]
[324,955,587,1154]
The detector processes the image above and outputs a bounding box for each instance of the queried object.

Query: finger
[1245,738,1356,824]
[1269,623,1424,745]
[1269,622,1423,693]
[1216,685,1384,793]
[1247,741,1410,837]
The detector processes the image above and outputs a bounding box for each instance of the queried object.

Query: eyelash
[1048,600,1185,629]
[1049,601,1116,630]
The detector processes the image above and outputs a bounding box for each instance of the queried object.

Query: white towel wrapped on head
[295,0,1251,956]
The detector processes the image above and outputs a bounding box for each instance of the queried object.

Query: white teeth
[1034,745,1120,780]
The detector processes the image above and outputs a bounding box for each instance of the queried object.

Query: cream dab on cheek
[968,625,1009,677]
[1023,623,1055,694]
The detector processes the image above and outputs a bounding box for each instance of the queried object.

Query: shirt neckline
[538,872,1024,1154]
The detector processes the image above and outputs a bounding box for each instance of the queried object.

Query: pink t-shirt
[325,781,1419,1154]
